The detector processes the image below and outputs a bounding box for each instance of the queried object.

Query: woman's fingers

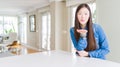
[77,29,88,33]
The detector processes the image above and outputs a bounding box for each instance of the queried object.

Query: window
[0,16,18,35]
[88,3,96,23]
[41,12,51,51]
[18,16,27,44]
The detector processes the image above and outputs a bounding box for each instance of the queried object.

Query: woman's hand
[77,29,88,37]
[77,50,89,57]
[77,29,87,33]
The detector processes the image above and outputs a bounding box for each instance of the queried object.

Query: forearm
[88,48,110,59]
[75,37,87,51]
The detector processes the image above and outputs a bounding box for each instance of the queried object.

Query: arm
[70,27,87,51]
[88,24,110,59]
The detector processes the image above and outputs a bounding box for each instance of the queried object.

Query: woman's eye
[78,13,81,15]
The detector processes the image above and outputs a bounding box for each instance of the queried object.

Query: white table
[0,52,14,58]
[0,50,120,67]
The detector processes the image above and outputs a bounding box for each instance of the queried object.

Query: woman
[70,3,110,59]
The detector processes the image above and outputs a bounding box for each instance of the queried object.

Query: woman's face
[77,7,90,26]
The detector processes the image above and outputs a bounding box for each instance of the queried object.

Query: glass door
[41,12,51,51]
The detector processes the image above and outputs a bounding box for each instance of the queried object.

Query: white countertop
[0,50,120,67]
[0,52,14,58]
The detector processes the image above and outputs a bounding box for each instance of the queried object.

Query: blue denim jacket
[70,23,110,59]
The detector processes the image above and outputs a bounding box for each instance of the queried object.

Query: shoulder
[70,27,74,32]
[93,23,105,35]
[93,23,103,30]
[93,23,101,28]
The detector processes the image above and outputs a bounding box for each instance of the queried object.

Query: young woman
[70,3,110,59]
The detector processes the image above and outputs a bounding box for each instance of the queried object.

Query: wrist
[81,37,87,39]
[80,33,87,37]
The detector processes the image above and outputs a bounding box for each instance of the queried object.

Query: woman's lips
[81,20,85,22]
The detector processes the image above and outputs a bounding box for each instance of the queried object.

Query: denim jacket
[70,23,110,59]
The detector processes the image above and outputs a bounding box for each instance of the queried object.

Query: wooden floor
[26,47,40,54]
[11,45,40,55]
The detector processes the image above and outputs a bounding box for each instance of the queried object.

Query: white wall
[50,1,68,51]
[96,0,120,62]
[26,11,38,50]
[26,1,69,51]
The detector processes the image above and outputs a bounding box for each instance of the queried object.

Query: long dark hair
[74,3,96,51]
